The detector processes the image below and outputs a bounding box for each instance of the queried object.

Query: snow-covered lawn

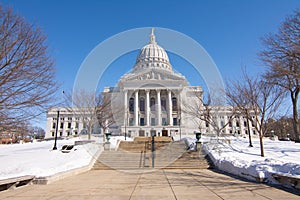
[0,135,134,180]
[0,138,100,180]
[202,136,300,184]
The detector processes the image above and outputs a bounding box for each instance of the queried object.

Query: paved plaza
[0,169,299,200]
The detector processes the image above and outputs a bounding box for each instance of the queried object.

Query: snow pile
[202,136,300,183]
[0,139,100,180]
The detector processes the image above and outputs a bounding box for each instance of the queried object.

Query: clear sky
[1,0,300,127]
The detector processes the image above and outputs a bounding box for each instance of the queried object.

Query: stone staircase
[93,137,211,171]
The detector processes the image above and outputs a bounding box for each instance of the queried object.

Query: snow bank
[0,139,101,180]
[202,136,300,184]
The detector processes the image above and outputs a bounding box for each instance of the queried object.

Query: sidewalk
[0,169,299,200]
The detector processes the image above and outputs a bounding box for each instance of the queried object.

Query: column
[146,90,150,126]
[124,90,128,127]
[168,90,173,126]
[157,89,161,126]
[135,90,139,126]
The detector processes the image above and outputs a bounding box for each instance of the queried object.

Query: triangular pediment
[121,69,186,82]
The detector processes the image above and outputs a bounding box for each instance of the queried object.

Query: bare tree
[66,89,116,140]
[0,5,57,133]
[259,10,300,142]
[227,71,283,157]
[182,91,235,136]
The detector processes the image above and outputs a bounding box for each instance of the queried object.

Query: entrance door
[162,130,168,137]
[139,130,145,136]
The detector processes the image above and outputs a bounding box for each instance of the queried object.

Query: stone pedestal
[196,141,201,152]
[104,142,111,151]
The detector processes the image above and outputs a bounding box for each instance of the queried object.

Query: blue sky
[2,0,300,127]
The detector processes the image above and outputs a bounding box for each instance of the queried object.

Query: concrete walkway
[0,169,299,200]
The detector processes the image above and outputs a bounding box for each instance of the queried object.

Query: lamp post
[53,110,60,150]
[151,130,155,168]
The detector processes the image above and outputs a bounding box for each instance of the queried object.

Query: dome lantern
[133,28,172,72]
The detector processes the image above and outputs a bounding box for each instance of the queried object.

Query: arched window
[172,97,177,111]
[129,98,134,112]
[161,97,166,111]
[150,97,155,111]
[140,97,145,112]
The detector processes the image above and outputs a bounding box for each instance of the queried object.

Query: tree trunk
[259,134,264,157]
[292,91,300,142]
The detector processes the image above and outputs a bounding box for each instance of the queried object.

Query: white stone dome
[133,29,172,72]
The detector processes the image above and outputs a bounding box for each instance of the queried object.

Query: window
[75,131,78,135]
[151,118,155,126]
[172,97,177,111]
[162,118,167,125]
[236,121,240,127]
[150,97,155,111]
[161,97,166,111]
[68,122,71,128]
[52,123,56,129]
[67,132,70,136]
[140,118,145,126]
[173,118,177,126]
[60,122,64,129]
[75,122,79,129]
[140,98,145,112]
[129,118,134,126]
[52,132,54,137]
[60,132,63,136]
[244,121,247,127]
[129,98,134,112]
[229,121,232,127]
[221,121,224,127]
[245,130,248,135]
[53,118,57,121]
[206,122,209,127]
[60,117,64,121]
[68,117,72,121]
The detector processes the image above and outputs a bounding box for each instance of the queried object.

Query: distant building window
[140,98,145,112]
[236,121,240,127]
[60,117,64,121]
[75,131,78,135]
[229,121,232,127]
[52,123,56,129]
[151,118,155,126]
[161,97,166,111]
[68,122,71,128]
[68,117,72,121]
[60,132,63,136]
[75,122,79,128]
[150,97,155,111]
[129,118,134,126]
[172,97,177,111]
[129,98,134,112]
[173,118,177,126]
[52,132,54,137]
[140,118,145,126]
[60,122,64,129]
[221,121,224,127]
[162,118,167,125]
[244,121,247,127]
[206,122,209,127]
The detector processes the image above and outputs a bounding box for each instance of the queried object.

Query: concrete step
[93,139,212,170]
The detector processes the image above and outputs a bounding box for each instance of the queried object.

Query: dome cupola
[133,28,172,72]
